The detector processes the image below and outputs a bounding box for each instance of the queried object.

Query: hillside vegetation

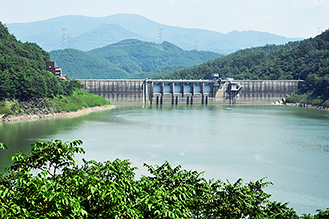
[0,22,61,100]
[50,48,129,79]
[1,139,328,218]
[50,39,222,79]
[164,30,329,107]
[0,22,110,117]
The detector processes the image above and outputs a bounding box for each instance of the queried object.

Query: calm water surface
[1,104,329,214]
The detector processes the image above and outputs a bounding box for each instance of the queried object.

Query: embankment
[1,105,115,122]
[0,89,114,122]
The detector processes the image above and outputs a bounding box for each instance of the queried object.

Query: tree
[0,139,327,218]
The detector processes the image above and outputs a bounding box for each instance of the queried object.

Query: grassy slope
[0,89,110,117]
[49,89,110,112]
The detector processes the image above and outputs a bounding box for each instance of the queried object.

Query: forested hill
[50,39,222,79]
[163,29,329,107]
[50,49,130,79]
[162,42,300,80]
[164,30,329,81]
[0,21,109,117]
[0,22,59,100]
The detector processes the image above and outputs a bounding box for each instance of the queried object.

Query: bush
[286,93,306,103]
[323,100,329,108]
[0,101,12,115]
[311,96,325,106]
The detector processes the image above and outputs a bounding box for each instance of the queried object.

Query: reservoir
[1,104,329,215]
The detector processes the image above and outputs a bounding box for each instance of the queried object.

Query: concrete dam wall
[79,79,302,105]
[80,79,144,104]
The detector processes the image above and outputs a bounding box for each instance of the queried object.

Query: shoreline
[284,102,329,111]
[1,102,327,122]
[1,105,115,122]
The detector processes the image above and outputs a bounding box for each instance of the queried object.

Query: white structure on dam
[79,79,302,105]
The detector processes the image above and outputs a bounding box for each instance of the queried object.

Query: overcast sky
[1,0,328,38]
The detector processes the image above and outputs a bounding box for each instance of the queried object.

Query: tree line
[1,140,328,218]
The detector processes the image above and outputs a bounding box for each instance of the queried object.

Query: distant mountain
[6,14,301,54]
[69,23,140,51]
[50,39,222,79]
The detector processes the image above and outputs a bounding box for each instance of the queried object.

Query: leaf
[0,142,8,150]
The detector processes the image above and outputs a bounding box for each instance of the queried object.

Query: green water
[1,104,329,214]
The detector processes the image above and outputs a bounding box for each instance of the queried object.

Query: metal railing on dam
[79,79,303,105]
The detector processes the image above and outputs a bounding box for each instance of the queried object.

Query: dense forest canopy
[0,22,82,101]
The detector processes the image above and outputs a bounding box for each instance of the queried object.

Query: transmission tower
[62,28,67,49]
[158,28,163,43]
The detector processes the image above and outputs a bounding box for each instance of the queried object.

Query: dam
[79,79,302,105]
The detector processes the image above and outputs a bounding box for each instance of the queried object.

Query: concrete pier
[79,79,302,105]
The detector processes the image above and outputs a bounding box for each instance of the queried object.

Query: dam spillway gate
[79,79,302,105]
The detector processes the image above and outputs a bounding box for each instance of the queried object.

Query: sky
[1,0,329,38]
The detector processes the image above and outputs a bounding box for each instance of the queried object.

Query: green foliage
[0,101,13,115]
[301,208,329,219]
[0,140,87,218]
[0,142,7,150]
[285,93,308,104]
[50,39,222,79]
[48,89,110,112]
[1,139,326,218]
[60,79,83,96]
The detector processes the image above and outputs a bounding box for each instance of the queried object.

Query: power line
[38,31,62,45]
[39,29,68,51]
[62,28,67,49]
[158,28,163,43]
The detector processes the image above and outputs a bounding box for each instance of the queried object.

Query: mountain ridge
[6,14,301,54]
